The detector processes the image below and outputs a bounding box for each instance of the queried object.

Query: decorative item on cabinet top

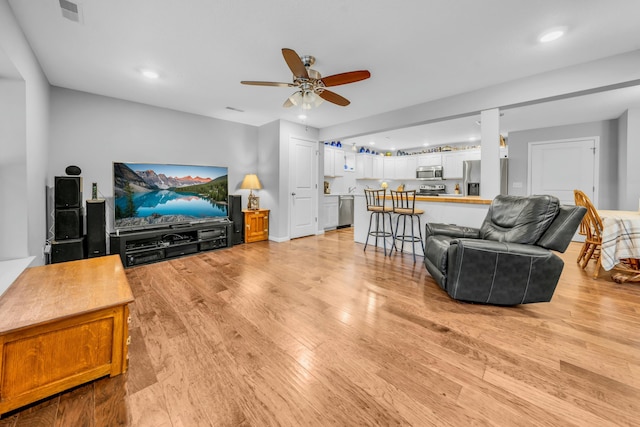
[241,174,262,210]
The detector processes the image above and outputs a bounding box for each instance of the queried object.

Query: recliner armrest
[450,238,553,257]
[425,223,480,240]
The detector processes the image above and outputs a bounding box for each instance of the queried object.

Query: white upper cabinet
[372,155,384,178]
[356,154,374,179]
[383,157,396,180]
[417,153,442,167]
[324,146,345,177]
[442,152,467,179]
[394,156,418,180]
[442,149,481,179]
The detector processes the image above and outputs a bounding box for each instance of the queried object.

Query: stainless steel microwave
[416,165,443,180]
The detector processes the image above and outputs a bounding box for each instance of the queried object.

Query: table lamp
[241,173,262,209]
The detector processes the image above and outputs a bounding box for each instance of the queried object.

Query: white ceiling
[6,0,640,150]
[344,84,640,150]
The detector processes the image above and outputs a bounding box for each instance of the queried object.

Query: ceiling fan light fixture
[288,91,303,106]
[289,90,323,109]
[303,91,324,109]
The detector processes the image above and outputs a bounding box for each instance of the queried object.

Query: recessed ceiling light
[298,114,307,120]
[140,69,159,79]
[468,136,477,142]
[423,142,429,146]
[369,141,375,145]
[539,27,567,43]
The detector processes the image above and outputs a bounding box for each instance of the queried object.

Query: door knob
[291,192,296,196]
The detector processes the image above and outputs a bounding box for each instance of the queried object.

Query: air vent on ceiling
[225,107,245,113]
[59,0,83,23]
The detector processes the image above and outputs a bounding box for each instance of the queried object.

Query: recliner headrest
[480,195,560,244]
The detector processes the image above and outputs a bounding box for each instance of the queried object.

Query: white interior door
[528,137,598,205]
[289,137,317,239]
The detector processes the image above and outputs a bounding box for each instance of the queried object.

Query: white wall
[257,120,280,238]
[618,109,640,211]
[0,79,27,259]
[507,119,619,208]
[49,87,260,234]
[1,1,50,265]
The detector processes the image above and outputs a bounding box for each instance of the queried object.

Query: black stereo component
[51,238,85,264]
[86,199,106,257]
[55,208,82,240]
[198,228,225,240]
[164,243,198,258]
[228,195,243,245]
[65,165,82,176]
[55,176,82,208]
[162,233,193,244]
[199,239,226,251]
[126,249,165,267]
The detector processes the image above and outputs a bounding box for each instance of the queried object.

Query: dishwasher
[338,195,354,227]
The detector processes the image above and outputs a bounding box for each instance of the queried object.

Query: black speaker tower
[228,195,243,245]
[52,175,84,263]
[86,199,106,257]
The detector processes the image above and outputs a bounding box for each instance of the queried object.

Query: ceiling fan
[241,48,371,109]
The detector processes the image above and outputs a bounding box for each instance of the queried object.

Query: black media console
[109,220,233,267]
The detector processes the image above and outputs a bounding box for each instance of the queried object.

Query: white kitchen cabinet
[356,154,372,179]
[394,156,418,180]
[442,152,466,179]
[372,155,384,178]
[383,157,396,180]
[464,149,481,161]
[355,154,389,179]
[443,149,481,179]
[417,153,442,167]
[324,146,345,177]
[323,196,339,229]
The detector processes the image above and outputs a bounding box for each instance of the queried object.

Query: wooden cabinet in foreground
[0,255,134,416]
[244,209,269,243]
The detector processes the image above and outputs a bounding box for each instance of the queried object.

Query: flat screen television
[113,162,228,229]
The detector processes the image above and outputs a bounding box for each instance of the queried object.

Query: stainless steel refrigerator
[462,159,508,196]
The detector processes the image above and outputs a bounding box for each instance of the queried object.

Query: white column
[480,108,500,199]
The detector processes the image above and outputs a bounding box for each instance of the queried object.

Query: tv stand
[110,220,232,267]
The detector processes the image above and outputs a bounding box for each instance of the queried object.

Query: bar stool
[364,189,395,256]
[390,190,425,262]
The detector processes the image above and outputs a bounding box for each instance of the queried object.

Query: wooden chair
[573,189,603,277]
[364,189,395,256]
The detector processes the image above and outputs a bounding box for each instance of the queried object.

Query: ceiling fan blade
[283,97,294,108]
[320,70,370,87]
[241,81,294,87]
[318,90,350,106]
[282,48,309,79]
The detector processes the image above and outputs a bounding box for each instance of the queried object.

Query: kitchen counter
[354,195,491,257]
[352,193,491,204]
[414,195,490,204]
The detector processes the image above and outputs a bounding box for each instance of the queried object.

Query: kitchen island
[354,194,491,257]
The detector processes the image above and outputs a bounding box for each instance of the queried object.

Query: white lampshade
[288,90,324,110]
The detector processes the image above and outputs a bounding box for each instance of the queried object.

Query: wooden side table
[243,209,269,243]
[0,255,134,415]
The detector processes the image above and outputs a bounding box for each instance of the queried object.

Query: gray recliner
[423,195,586,305]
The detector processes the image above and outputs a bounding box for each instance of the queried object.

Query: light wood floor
[2,228,640,426]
